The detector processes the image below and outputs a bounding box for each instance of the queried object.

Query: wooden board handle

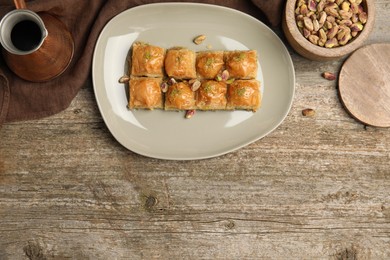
[14,0,27,9]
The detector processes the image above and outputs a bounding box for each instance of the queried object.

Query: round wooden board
[339,43,390,127]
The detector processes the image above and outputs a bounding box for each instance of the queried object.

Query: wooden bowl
[282,0,375,61]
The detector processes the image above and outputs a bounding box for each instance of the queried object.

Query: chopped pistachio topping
[204,83,213,93]
[170,88,181,97]
[176,55,182,63]
[236,87,246,96]
[205,57,214,67]
[233,53,246,62]
[144,51,151,60]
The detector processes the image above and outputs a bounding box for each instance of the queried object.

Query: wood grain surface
[339,43,390,127]
[1,1,390,259]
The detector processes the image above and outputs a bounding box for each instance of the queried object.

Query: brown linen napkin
[0,0,285,127]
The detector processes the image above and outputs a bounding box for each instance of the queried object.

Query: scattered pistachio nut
[168,77,177,85]
[295,0,367,48]
[185,109,195,119]
[193,35,206,45]
[188,78,197,84]
[191,80,201,91]
[118,75,130,84]
[226,78,235,84]
[161,82,169,93]
[221,70,230,81]
[322,71,336,80]
[302,108,316,117]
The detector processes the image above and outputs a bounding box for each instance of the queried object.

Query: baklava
[131,41,165,77]
[226,79,261,111]
[165,47,197,79]
[224,50,258,79]
[129,77,164,110]
[165,81,196,110]
[196,80,227,110]
[196,51,224,79]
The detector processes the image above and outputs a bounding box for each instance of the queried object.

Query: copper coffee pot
[0,0,74,82]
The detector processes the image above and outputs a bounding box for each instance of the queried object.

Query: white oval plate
[92,3,295,160]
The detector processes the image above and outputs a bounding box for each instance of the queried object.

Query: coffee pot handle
[14,0,27,9]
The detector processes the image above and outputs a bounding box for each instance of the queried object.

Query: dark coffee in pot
[11,20,42,52]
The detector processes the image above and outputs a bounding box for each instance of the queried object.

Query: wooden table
[1,2,389,259]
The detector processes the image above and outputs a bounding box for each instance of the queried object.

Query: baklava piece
[196,51,224,79]
[164,47,197,79]
[129,77,163,110]
[131,41,165,77]
[224,50,258,79]
[165,81,196,110]
[226,79,261,111]
[196,80,227,110]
